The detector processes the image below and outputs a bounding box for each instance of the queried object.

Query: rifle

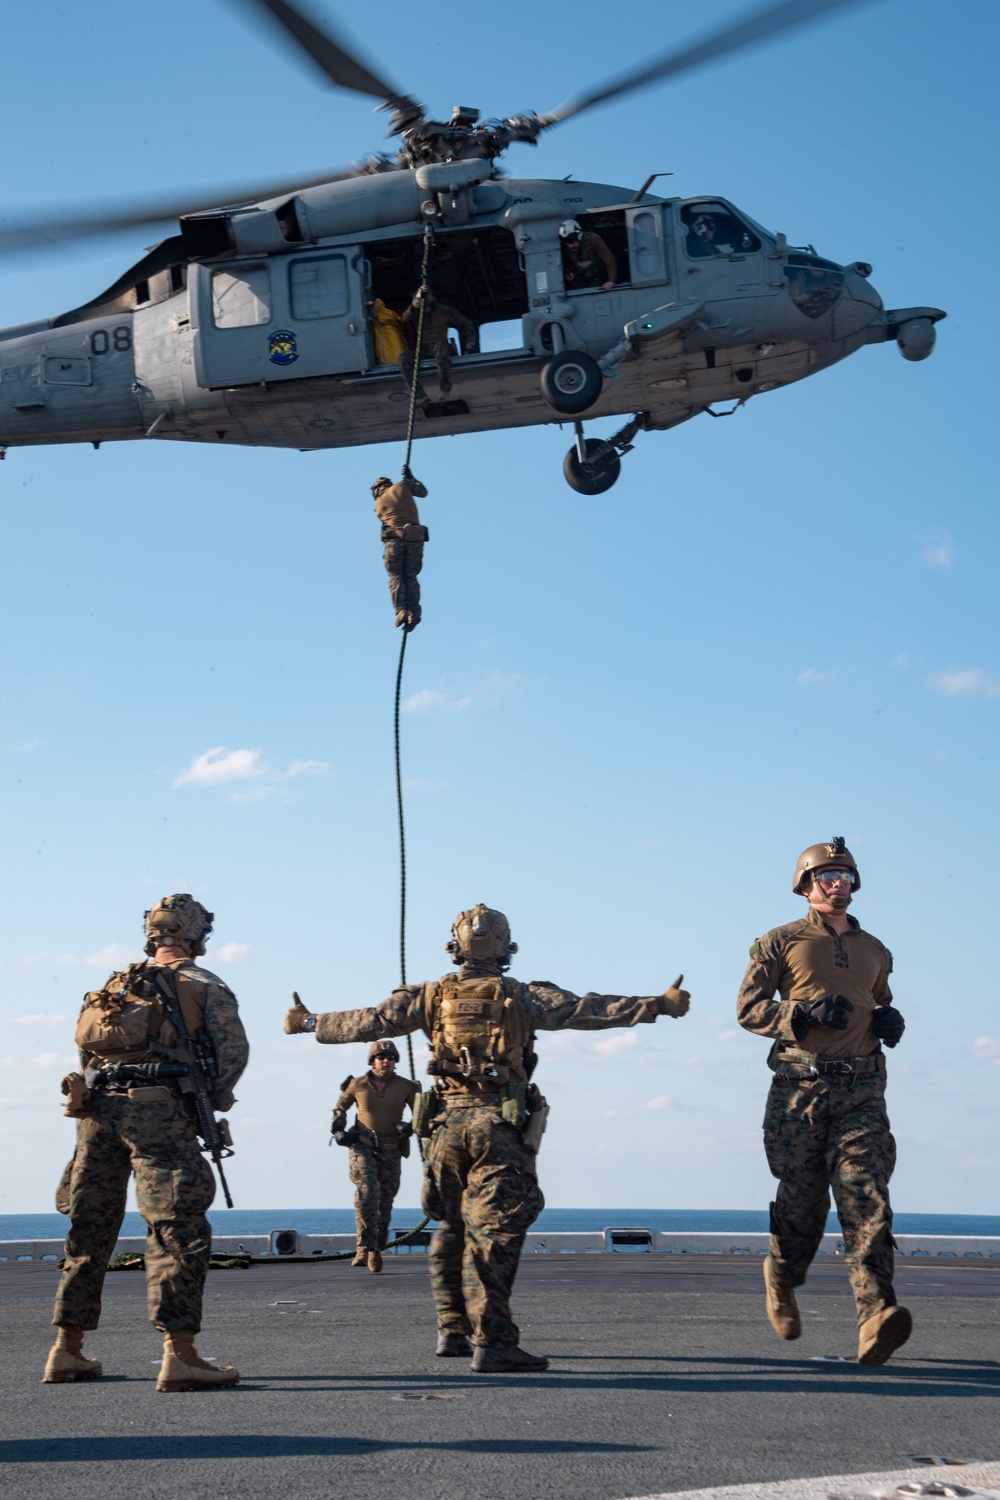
[146,966,236,1208]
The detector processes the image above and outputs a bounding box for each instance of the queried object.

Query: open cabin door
[193,250,369,389]
[626,204,670,288]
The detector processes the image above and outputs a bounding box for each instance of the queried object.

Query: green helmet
[446,903,518,970]
[792,837,860,895]
[143,894,214,957]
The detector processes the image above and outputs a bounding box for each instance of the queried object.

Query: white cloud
[173,747,267,787]
[927,669,1000,697]
[403,670,526,716]
[9,739,40,752]
[972,1036,1000,1063]
[82,943,135,969]
[716,1029,738,1043]
[12,1014,67,1027]
[173,747,330,793]
[33,1052,70,1071]
[403,688,472,715]
[607,1093,671,1120]
[592,1032,639,1058]
[797,666,839,686]
[890,653,916,670]
[218,943,250,963]
[916,527,957,569]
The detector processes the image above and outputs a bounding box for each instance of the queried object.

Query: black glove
[332,1129,351,1148]
[792,993,855,1040]
[398,1122,413,1140]
[871,1006,905,1047]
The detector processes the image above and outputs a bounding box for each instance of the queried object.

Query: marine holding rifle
[44,895,249,1391]
[286,903,690,1373]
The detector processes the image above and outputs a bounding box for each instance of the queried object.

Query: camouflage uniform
[311,973,662,1349]
[738,909,898,1325]
[333,1072,419,1250]
[400,299,478,396]
[52,959,248,1333]
[374,477,428,630]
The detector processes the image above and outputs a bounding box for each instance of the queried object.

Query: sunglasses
[814,869,854,887]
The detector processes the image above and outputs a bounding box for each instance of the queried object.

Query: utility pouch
[766,1040,782,1073]
[61,1072,90,1118]
[500,1081,528,1130]
[522,1097,550,1156]
[412,1089,443,1139]
[128,1086,171,1102]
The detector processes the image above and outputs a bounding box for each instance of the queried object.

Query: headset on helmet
[143,894,214,957]
[446,903,518,970]
[559,219,583,239]
[792,836,861,895]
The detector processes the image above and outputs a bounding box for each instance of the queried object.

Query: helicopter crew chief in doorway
[373,470,429,632]
[400,286,479,399]
[737,837,912,1367]
[559,219,616,291]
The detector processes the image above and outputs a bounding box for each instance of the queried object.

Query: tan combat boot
[368,1249,383,1273]
[763,1255,801,1340]
[351,1248,368,1268]
[857,1305,912,1365]
[156,1330,239,1392]
[42,1326,102,1383]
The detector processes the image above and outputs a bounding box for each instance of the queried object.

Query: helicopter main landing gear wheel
[540,350,603,414]
[563,436,622,495]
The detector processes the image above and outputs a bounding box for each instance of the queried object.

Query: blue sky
[2,0,998,1216]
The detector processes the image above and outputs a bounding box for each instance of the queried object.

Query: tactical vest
[74,962,205,1067]
[431,976,533,1094]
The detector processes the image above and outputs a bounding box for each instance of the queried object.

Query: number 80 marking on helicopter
[89,327,132,355]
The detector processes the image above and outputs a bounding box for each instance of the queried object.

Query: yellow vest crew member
[331,1040,420,1272]
[737,838,911,1366]
[45,895,249,1392]
[373,471,429,632]
[286,903,690,1373]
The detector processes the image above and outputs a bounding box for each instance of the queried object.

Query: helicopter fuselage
[0,169,943,470]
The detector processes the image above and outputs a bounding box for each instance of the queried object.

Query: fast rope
[395,221,434,1156]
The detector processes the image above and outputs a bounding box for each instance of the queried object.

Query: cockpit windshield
[681,202,764,259]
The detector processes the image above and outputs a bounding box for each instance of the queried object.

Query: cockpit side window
[681,204,761,260]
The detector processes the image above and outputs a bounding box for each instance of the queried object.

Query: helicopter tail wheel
[563,438,622,495]
[540,350,603,414]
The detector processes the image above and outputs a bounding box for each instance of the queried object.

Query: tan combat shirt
[314,975,663,1092]
[333,1071,419,1143]
[375,479,427,536]
[737,909,893,1057]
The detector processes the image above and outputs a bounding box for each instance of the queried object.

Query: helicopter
[0,0,945,494]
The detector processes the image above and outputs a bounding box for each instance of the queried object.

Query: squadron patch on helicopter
[268,331,298,366]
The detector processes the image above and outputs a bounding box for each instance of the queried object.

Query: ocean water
[2,1208,998,1241]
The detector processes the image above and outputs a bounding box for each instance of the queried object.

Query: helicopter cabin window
[682,204,761,260]
[212,265,271,329]
[290,256,350,320]
[563,212,629,291]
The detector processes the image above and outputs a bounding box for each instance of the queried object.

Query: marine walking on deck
[737,838,911,1366]
[331,1039,420,1272]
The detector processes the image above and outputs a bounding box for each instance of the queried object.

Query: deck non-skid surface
[1,1256,997,1500]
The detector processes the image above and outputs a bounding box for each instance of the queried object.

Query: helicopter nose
[833,263,883,337]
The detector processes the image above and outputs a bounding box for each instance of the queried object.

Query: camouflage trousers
[52,1091,215,1332]
[763,1070,897,1325]
[349,1142,403,1251]
[421,1102,544,1349]
[382,539,423,625]
[400,342,452,396]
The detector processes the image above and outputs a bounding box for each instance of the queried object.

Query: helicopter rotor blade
[0,165,366,257]
[232,0,407,103]
[542,0,880,126]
